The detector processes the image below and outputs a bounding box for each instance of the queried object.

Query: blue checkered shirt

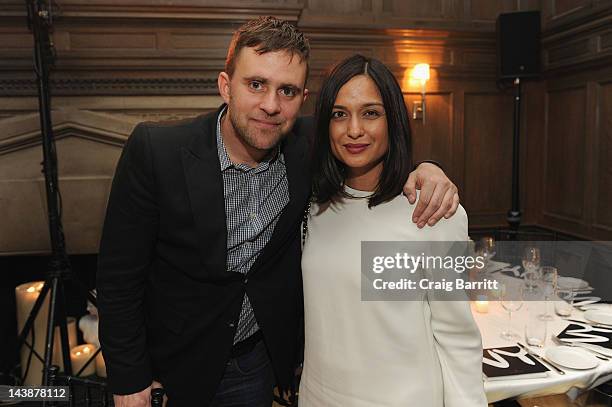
[216,106,290,343]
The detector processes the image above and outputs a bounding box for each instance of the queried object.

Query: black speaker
[496,11,541,80]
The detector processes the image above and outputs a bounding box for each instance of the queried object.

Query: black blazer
[96,105,312,406]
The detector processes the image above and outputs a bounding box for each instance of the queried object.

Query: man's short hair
[225,16,310,77]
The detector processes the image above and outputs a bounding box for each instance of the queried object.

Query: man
[97,16,459,407]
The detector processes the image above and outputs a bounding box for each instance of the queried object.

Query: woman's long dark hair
[312,54,413,208]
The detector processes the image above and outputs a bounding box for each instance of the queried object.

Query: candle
[70,344,97,377]
[15,283,79,384]
[15,281,48,385]
[95,351,107,377]
[52,317,77,369]
[475,295,489,313]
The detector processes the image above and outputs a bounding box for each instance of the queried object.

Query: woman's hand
[404,162,459,228]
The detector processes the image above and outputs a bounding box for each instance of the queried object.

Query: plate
[584,309,612,326]
[485,260,511,273]
[558,337,612,357]
[581,303,612,312]
[546,346,599,370]
[557,277,589,290]
[574,343,612,358]
[574,297,601,308]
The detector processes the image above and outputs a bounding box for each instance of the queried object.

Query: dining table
[472,290,612,403]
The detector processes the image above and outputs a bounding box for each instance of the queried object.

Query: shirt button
[228,322,235,328]
[244,278,248,284]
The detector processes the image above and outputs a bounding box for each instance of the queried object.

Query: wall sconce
[410,63,430,124]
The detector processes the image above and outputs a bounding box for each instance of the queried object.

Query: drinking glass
[500,283,524,341]
[522,247,541,289]
[525,311,547,347]
[479,236,496,264]
[555,289,575,317]
[538,266,558,321]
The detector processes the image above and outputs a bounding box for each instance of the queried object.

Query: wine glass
[522,247,541,289]
[475,236,496,270]
[538,266,558,321]
[480,236,496,258]
[480,236,496,267]
[500,283,524,341]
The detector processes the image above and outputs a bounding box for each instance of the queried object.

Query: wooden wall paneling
[1,0,611,246]
[0,0,302,96]
[583,80,598,230]
[594,80,612,232]
[378,0,465,29]
[299,0,376,27]
[301,0,534,30]
[0,31,33,50]
[451,88,465,201]
[462,91,514,226]
[403,92,453,166]
[535,69,612,240]
[467,0,519,23]
[549,0,593,20]
[387,0,446,18]
[541,3,612,75]
[602,30,612,51]
[304,0,370,15]
[518,0,543,12]
[521,81,547,226]
[0,22,33,72]
[542,85,587,224]
[546,37,593,67]
[54,24,228,72]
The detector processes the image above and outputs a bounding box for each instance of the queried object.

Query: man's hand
[404,162,459,228]
[113,385,150,407]
[114,381,165,407]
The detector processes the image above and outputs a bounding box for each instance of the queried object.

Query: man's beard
[228,104,288,152]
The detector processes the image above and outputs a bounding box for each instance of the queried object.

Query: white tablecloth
[472,300,612,403]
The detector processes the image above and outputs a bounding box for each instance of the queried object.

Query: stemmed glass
[481,236,496,262]
[538,266,558,321]
[522,247,541,289]
[476,236,496,269]
[500,283,524,341]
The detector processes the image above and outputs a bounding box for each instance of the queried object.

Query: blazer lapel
[181,108,229,279]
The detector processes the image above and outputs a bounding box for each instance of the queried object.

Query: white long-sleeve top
[299,186,487,407]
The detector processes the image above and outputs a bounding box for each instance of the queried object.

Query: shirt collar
[216,106,233,171]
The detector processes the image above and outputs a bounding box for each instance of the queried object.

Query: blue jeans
[209,340,275,407]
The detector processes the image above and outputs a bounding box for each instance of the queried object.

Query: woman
[299,55,487,406]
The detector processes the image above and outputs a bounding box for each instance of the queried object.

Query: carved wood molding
[0,1,302,23]
[0,109,137,155]
[542,4,612,75]
[0,77,219,96]
[0,23,499,96]
[0,126,126,156]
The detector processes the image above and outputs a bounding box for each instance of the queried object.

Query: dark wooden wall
[527,1,612,240]
[0,0,611,253]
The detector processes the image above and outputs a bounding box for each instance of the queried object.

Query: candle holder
[475,295,489,313]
